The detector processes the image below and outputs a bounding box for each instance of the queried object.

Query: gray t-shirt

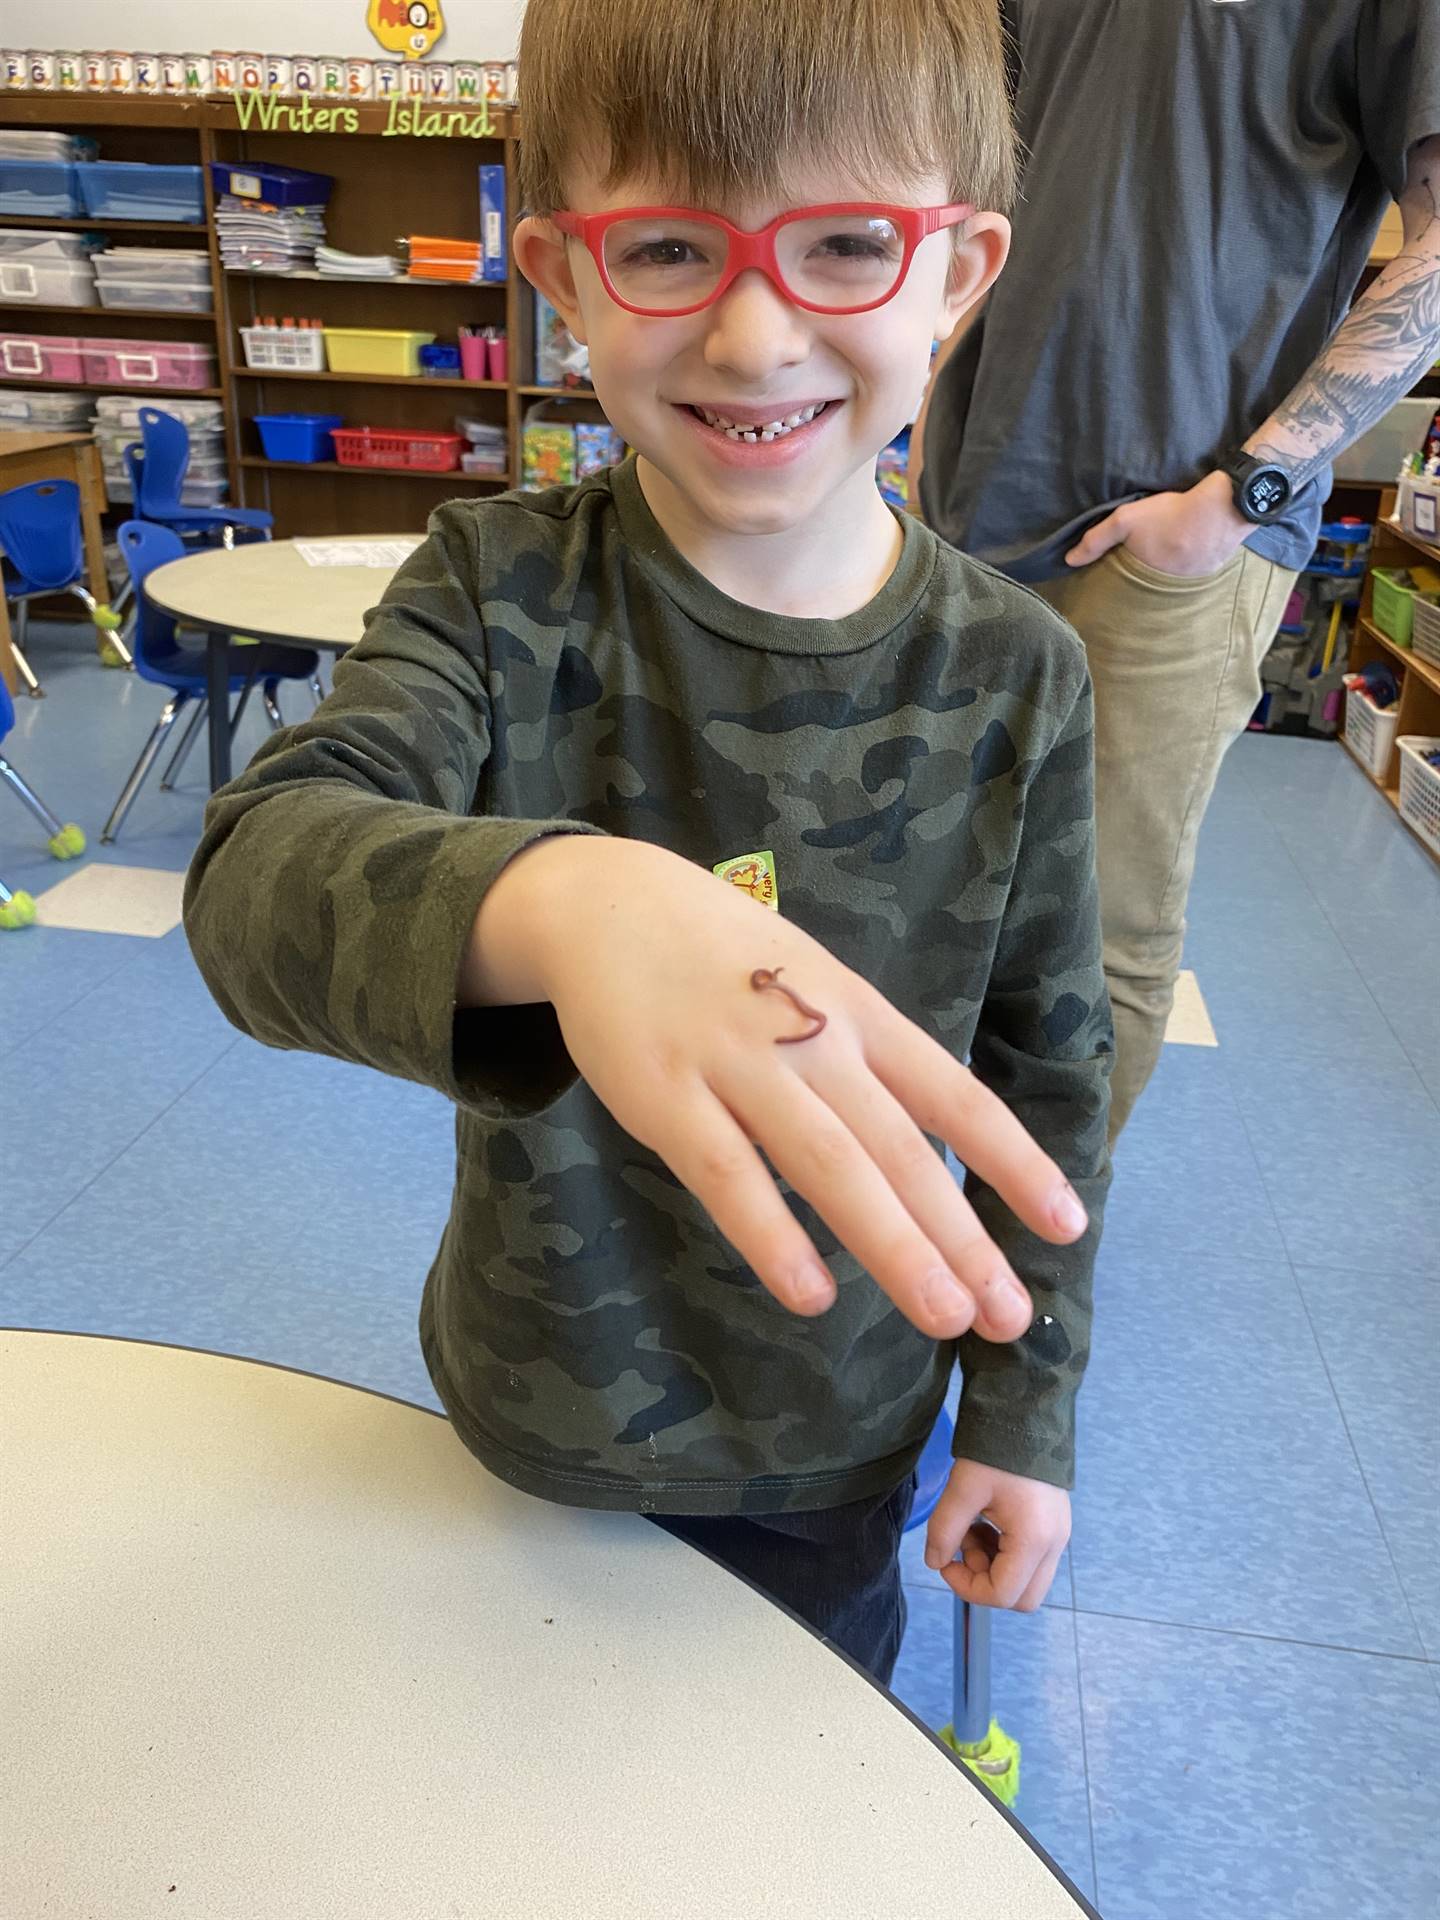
[921,0,1440,582]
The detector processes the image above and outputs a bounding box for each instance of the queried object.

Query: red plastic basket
[331,427,462,471]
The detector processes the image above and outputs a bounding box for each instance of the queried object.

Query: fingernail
[793,1262,835,1310]
[924,1546,942,1570]
[921,1268,971,1322]
[1052,1184,1088,1236]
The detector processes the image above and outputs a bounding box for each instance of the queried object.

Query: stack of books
[216,196,328,275]
[405,235,485,284]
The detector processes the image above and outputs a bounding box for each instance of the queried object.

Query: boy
[184,0,1112,1687]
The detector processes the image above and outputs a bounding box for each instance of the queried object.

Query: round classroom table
[1,1330,1097,1920]
[141,536,415,791]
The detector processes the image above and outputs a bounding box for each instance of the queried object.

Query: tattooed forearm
[1246,139,1440,490]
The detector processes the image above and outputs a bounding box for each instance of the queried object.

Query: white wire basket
[239,325,326,372]
[1411,595,1440,671]
[1344,687,1400,779]
[1397,737,1440,858]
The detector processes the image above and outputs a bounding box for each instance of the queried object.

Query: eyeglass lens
[600,212,907,310]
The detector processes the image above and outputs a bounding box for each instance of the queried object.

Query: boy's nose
[702,268,813,380]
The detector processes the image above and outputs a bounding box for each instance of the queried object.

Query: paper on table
[294,540,422,568]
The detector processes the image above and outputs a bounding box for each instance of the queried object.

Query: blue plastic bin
[76,162,205,223]
[253,413,345,463]
[0,160,81,218]
[209,160,333,208]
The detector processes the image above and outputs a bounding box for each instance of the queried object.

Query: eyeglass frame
[548,201,975,318]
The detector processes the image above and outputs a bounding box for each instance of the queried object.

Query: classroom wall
[28,2,526,62]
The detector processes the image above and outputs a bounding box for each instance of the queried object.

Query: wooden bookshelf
[1,89,529,538]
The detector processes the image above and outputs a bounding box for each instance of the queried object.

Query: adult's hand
[1064,470,1251,576]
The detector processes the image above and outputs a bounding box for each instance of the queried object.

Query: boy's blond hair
[517,0,1017,220]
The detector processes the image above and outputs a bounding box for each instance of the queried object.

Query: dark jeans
[652,1473,917,1686]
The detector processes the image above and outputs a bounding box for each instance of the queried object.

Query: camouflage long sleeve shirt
[184,457,1112,1516]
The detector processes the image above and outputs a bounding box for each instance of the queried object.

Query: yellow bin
[322,327,437,376]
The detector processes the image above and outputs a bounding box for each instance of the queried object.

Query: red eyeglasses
[550,201,974,317]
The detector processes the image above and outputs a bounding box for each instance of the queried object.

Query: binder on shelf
[479,165,508,282]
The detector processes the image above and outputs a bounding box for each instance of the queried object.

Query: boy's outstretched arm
[924,667,1113,1608]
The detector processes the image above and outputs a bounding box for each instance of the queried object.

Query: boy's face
[516,158,1008,543]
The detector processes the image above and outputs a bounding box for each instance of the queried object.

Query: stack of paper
[315,245,403,281]
[216,195,328,275]
[405,235,484,284]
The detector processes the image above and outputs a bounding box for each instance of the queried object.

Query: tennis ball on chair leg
[0,890,38,929]
[48,824,86,860]
[92,604,122,630]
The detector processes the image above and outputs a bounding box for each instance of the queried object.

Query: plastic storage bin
[97,277,213,313]
[1344,686,1400,779]
[253,412,343,462]
[76,162,205,224]
[107,474,229,508]
[0,257,96,307]
[1372,569,1419,648]
[81,339,216,390]
[0,333,87,382]
[331,427,461,471]
[0,160,81,218]
[1411,596,1440,671]
[0,387,95,427]
[208,160,333,208]
[95,394,223,431]
[93,248,211,286]
[240,325,327,373]
[1396,737,1440,857]
[1399,474,1440,547]
[323,328,435,377]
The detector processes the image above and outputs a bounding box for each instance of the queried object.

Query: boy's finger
[1014,1547,1065,1614]
[923,1484,991,1572]
[656,1093,838,1316]
[870,1015,1089,1248]
[799,1051,1032,1342]
[940,1531,1043,1610]
[725,1073,993,1342]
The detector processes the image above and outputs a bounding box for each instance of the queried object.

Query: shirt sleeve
[182,502,605,1118]
[952,669,1113,1491]
[1359,0,1440,207]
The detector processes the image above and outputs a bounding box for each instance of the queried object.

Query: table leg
[207,632,232,790]
[74,443,109,606]
[0,592,16,695]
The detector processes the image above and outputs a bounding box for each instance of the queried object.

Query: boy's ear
[936,212,1010,337]
[514,216,591,346]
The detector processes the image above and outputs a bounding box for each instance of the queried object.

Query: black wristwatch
[1219,451,1294,524]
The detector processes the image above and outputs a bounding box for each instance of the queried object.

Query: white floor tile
[1163,968,1217,1047]
[34,863,185,939]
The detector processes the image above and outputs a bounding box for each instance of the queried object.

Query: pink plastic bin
[0,333,87,382]
[81,338,217,390]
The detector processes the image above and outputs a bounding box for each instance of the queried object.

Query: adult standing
[916,1,1440,1141]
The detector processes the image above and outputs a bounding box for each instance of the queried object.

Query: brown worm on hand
[750,967,828,1045]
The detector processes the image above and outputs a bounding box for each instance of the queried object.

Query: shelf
[4,379,222,396]
[1359,617,1440,697]
[226,270,504,290]
[240,455,509,482]
[0,214,208,232]
[229,366,505,390]
[1390,517,1440,569]
[517,384,596,399]
[0,302,216,322]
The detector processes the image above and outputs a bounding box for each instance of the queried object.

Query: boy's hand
[924,1459,1070,1611]
[465,836,1089,1345]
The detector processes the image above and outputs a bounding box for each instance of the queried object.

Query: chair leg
[0,753,65,839]
[262,680,283,730]
[101,692,190,845]
[944,1594,1020,1805]
[10,601,41,697]
[159,697,207,790]
[309,672,325,709]
[228,676,255,739]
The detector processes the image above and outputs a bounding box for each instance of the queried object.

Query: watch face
[1244,467,1291,518]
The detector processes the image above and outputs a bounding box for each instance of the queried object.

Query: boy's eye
[619,238,706,269]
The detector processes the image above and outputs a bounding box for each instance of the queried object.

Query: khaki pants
[1035,545,1298,1143]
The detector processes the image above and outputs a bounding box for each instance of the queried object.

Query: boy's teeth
[695,402,826,441]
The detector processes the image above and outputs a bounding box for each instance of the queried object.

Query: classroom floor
[4,625,1438,1920]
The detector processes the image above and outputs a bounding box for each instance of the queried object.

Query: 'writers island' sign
[233,88,494,139]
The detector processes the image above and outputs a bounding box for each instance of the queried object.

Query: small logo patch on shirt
[714,849,779,911]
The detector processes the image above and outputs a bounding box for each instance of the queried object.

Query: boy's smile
[516,161,1008,616]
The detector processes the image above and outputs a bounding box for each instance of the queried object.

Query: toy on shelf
[534,293,590,388]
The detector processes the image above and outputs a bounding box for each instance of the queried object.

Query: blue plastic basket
[253,413,345,463]
[0,160,81,218]
[76,162,205,223]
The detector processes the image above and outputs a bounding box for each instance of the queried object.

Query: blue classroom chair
[101,520,321,845]
[0,673,85,929]
[129,407,274,548]
[0,478,131,698]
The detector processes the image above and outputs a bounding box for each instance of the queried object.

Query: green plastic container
[1372,568,1417,648]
